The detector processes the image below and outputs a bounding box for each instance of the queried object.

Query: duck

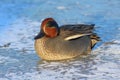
[34,18,100,60]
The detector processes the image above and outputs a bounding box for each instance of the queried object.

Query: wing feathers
[64,33,92,40]
[60,24,95,40]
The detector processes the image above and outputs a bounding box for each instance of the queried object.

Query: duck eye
[46,21,58,28]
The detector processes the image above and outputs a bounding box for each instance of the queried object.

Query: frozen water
[0,0,120,80]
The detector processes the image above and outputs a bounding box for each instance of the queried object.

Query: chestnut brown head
[34,18,59,39]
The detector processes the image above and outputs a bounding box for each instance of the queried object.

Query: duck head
[34,18,60,39]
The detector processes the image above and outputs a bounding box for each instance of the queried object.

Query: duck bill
[34,32,44,40]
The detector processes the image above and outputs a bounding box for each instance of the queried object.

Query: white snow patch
[0,78,9,80]
[0,55,19,64]
[57,6,67,10]
[0,18,40,51]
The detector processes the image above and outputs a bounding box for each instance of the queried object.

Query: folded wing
[60,24,100,49]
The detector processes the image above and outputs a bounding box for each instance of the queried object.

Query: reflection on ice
[0,41,120,80]
[36,44,120,80]
[0,18,40,52]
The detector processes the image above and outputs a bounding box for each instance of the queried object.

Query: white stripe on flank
[64,33,92,40]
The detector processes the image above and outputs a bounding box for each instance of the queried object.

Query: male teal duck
[34,18,100,60]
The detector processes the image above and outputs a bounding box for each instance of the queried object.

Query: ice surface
[0,0,120,80]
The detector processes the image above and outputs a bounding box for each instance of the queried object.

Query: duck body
[34,18,100,60]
